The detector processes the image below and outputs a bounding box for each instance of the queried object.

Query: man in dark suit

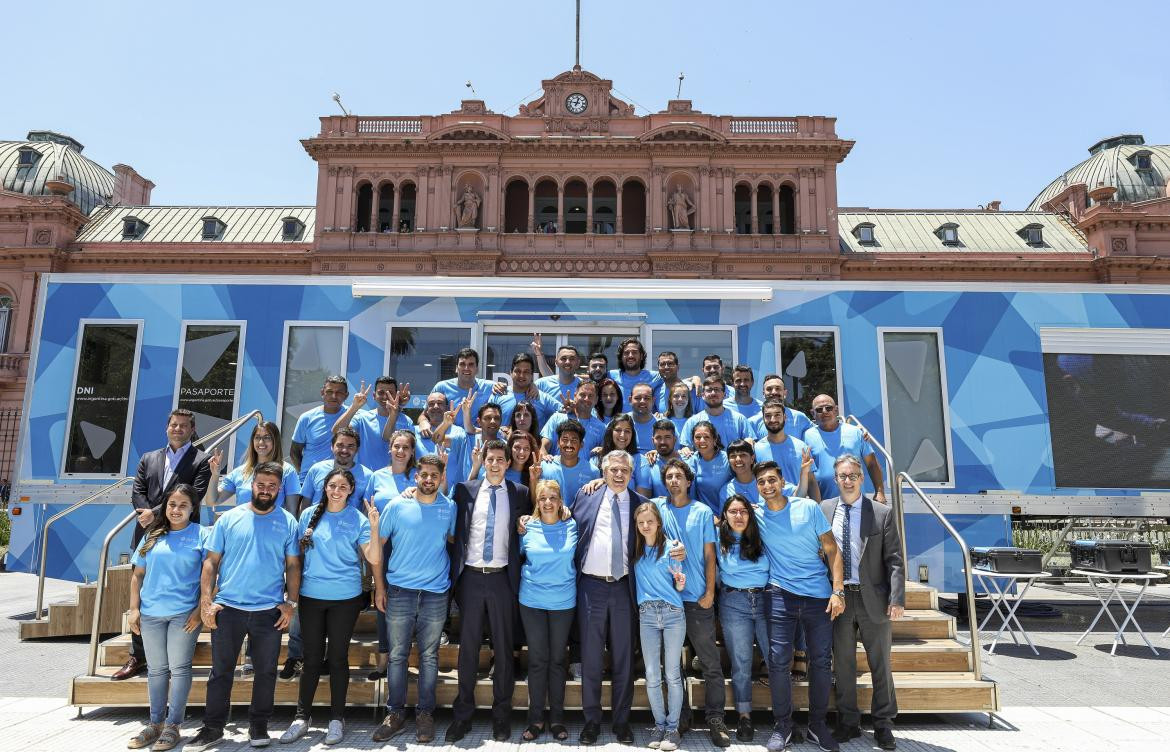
[573,449,685,745]
[820,454,905,751]
[113,408,211,680]
[445,438,529,742]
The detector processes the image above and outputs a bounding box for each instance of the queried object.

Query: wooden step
[72,668,378,707]
[693,672,998,712]
[19,565,133,640]
[903,581,937,611]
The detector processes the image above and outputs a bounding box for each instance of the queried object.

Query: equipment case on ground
[1068,539,1153,574]
[969,547,1043,574]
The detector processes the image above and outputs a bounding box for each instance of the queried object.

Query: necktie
[842,503,853,582]
[609,492,624,578]
[483,484,501,563]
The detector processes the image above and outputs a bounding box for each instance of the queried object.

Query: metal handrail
[193,409,265,451]
[899,472,983,681]
[87,411,263,674]
[35,477,135,619]
[845,414,907,562]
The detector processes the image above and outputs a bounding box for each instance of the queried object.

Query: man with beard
[537,342,583,402]
[681,377,750,449]
[627,383,659,451]
[291,375,349,483]
[330,376,412,472]
[804,394,885,503]
[748,374,812,441]
[726,365,763,421]
[499,352,564,429]
[654,351,688,413]
[541,380,606,457]
[587,352,609,385]
[372,455,456,744]
[609,338,664,407]
[187,463,301,751]
[754,399,820,501]
[636,419,690,499]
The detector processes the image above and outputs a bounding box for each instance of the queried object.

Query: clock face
[565,93,588,114]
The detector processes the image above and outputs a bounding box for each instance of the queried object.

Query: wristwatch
[832,589,846,598]
[285,600,298,609]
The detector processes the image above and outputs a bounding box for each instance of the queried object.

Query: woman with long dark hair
[507,401,542,447]
[206,421,301,515]
[126,485,206,751]
[717,494,771,741]
[280,469,382,746]
[595,377,625,421]
[587,414,644,491]
[689,420,731,514]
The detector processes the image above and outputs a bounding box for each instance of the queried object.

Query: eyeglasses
[812,405,837,414]
[835,473,861,482]
[725,508,750,516]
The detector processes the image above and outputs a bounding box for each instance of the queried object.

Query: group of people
[117,336,905,752]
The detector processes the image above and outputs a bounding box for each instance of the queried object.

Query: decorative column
[586,185,594,233]
[484,167,498,231]
[799,169,813,233]
[615,185,624,233]
[750,186,759,234]
[369,186,379,232]
[814,168,827,233]
[339,167,355,231]
[527,182,535,232]
[699,167,712,231]
[771,185,781,234]
[391,183,402,232]
[556,183,565,233]
[325,166,339,229]
[416,166,430,230]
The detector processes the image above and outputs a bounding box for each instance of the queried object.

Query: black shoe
[806,722,840,752]
[278,658,303,680]
[613,723,634,744]
[736,716,754,742]
[708,715,731,748]
[373,711,406,742]
[444,719,473,742]
[493,719,511,742]
[186,727,224,752]
[873,727,897,750]
[579,721,600,745]
[248,721,271,748]
[832,724,861,743]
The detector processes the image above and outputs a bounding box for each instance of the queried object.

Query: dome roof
[0,131,115,215]
[1028,134,1169,210]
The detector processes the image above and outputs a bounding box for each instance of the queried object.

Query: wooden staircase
[20,564,133,640]
[72,581,998,714]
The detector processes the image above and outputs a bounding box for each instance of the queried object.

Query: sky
[9,0,1169,210]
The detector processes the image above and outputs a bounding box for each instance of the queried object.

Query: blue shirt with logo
[297,504,371,600]
[660,500,717,604]
[366,468,417,511]
[292,405,346,481]
[539,457,600,508]
[300,460,373,511]
[378,494,456,593]
[208,504,300,611]
[689,451,732,514]
[519,519,579,610]
[351,409,414,471]
[755,497,832,598]
[218,462,301,513]
[634,539,684,607]
[131,524,209,617]
[753,435,812,491]
[718,533,770,590]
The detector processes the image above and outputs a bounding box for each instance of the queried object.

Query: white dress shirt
[832,499,863,586]
[163,442,192,491]
[466,479,510,568]
[582,487,630,579]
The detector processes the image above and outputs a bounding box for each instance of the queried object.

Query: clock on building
[565,93,588,114]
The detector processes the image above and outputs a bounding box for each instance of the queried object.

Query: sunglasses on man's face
[812,405,837,414]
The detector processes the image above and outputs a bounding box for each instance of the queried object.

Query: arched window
[377,184,395,232]
[0,296,12,353]
[564,179,587,234]
[757,184,774,234]
[354,183,373,232]
[504,178,530,233]
[778,185,796,234]
[621,179,646,234]
[592,179,617,234]
[734,184,752,234]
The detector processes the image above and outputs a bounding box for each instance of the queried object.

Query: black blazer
[572,485,649,604]
[450,478,529,595]
[130,444,212,541]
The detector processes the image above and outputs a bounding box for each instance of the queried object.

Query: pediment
[428,124,511,143]
[639,124,727,144]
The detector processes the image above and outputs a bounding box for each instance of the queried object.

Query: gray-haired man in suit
[820,454,904,751]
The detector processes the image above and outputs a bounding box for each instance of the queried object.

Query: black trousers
[296,593,367,721]
[453,569,515,722]
[578,576,635,726]
[203,605,282,731]
[519,604,575,725]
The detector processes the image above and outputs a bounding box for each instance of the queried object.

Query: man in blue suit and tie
[445,439,530,743]
[573,450,685,745]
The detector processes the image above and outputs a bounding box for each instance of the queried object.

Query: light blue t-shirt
[589,451,644,494]
[351,409,414,471]
[803,423,875,499]
[292,405,346,481]
[415,425,469,487]
[636,455,673,499]
[718,533,770,590]
[690,451,732,514]
[367,467,417,511]
[660,500,717,604]
[208,504,300,611]
[754,435,812,491]
[628,414,658,454]
[519,518,579,611]
[681,409,751,449]
[378,493,456,593]
[609,368,665,409]
[540,457,600,508]
[541,412,607,457]
[537,374,580,402]
[755,497,832,598]
[433,378,498,426]
[131,524,208,617]
[634,539,684,607]
[749,406,813,442]
[218,462,301,512]
[497,389,564,431]
[300,460,373,511]
[723,476,798,506]
[297,504,371,600]
[726,398,763,421]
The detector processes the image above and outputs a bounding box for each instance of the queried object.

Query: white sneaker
[279,718,309,743]
[324,721,344,746]
[569,662,583,680]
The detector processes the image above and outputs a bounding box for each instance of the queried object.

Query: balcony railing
[728,118,799,135]
[0,352,29,380]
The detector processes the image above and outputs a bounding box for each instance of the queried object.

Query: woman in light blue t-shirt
[518,478,578,742]
[280,468,382,746]
[634,501,688,750]
[206,421,301,517]
[126,484,207,751]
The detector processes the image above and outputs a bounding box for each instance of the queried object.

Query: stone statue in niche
[454,185,481,229]
[667,185,696,230]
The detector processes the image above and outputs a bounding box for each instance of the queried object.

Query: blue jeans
[719,588,770,714]
[766,586,833,729]
[139,612,201,725]
[385,586,448,714]
[286,609,302,661]
[638,600,686,732]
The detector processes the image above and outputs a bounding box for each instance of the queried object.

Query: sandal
[550,724,569,741]
[522,724,545,741]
